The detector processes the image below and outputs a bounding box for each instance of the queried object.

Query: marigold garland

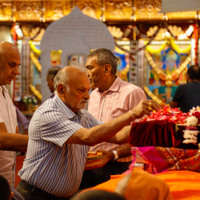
[144,86,166,107]
[170,38,191,54]
[29,85,42,101]
[146,39,191,55]
[145,41,167,54]
[30,52,41,72]
[29,40,41,55]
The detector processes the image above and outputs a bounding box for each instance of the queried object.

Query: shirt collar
[53,94,84,119]
[0,86,7,96]
[97,76,120,94]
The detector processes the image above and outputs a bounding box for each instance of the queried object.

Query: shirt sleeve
[38,109,102,147]
[39,110,83,147]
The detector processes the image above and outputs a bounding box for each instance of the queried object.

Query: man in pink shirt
[79,48,146,189]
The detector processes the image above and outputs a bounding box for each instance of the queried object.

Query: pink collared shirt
[88,77,147,162]
[0,86,17,186]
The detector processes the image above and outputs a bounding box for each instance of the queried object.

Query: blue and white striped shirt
[18,95,101,197]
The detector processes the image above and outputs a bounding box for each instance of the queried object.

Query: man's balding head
[54,66,87,91]
[0,41,20,85]
[54,66,90,113]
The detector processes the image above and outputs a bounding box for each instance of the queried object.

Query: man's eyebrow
[8,61,18,65]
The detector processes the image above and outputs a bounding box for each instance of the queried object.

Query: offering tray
[128,106,200,149]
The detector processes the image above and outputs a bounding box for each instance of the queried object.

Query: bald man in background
[0,41,28,186]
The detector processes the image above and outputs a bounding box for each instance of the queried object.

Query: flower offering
[129,106,200,148]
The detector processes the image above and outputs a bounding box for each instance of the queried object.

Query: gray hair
[54,65,87,93]
[87,48,118,75]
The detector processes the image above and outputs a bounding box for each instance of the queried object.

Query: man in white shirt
[0,41,28,186]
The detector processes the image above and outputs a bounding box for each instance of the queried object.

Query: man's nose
[14,67,20,75]
[84,91,90,99]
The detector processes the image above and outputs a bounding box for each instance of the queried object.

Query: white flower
[186,116,198,126]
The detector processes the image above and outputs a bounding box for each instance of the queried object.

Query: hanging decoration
[29,85,42,101]
[193,24,199,65]
[146,38,191,55]
[30,52,41,72]
[145,42,167,54]
[144,86,166,107]
[143,24,193,105]
[29,40,42,101]
[147,25,194,41]
[145,50,191,87]
[170,39,191,54]
[114,24,160,55]
[29,40,41,55]
[177,25,194,40]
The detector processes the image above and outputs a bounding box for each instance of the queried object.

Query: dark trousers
[16,180,70,200]
[79,161,131,190]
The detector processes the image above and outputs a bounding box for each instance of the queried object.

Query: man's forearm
[107,125,131,144]
[68,111,135,146]
[69,100,160,146]
[87,112,135,145]
[0,133,28,152]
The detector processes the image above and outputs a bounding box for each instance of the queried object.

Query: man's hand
[131,100,160,119]
[96,150,114,168]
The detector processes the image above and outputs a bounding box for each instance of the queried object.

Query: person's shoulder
[119,79,144,92]
[35,99,68,123]
[189,81,200,86]
[177,83,189,89]
[35,98,57,116]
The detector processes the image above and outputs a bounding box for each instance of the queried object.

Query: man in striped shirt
[16,66,159,200]
[80,48,147,189]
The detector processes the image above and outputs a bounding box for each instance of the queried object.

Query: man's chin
[79,103,87,109]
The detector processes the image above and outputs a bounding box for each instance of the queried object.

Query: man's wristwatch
[112,150,119,161]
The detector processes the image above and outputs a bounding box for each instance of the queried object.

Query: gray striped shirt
[18,95,101,197]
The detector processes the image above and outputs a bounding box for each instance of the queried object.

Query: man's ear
[104,64,112,74]
[57,84,65,94]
